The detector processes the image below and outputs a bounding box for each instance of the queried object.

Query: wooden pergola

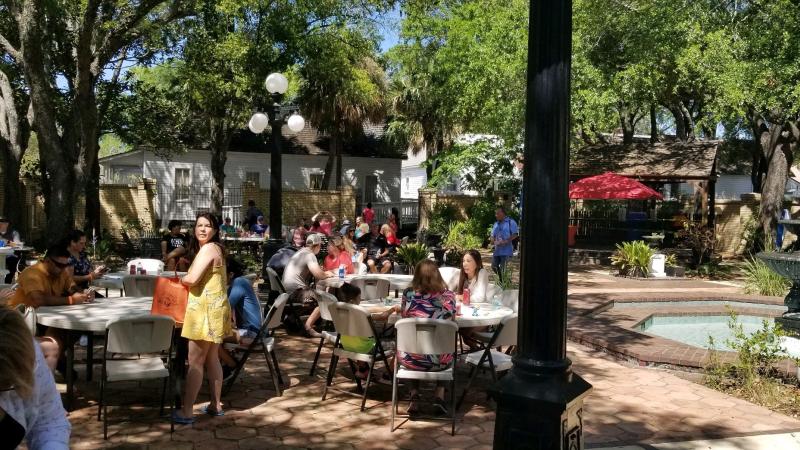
[570,140,721,226]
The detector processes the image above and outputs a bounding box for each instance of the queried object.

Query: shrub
[443,221,484,252]
[395,242,430,271]
[610,240,654,277]
[675,221,717,267]
[427,203,458,236]
[742,257,790,296]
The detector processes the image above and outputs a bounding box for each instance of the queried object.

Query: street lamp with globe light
[248,72,305,262]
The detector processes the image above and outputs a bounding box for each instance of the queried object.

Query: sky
[377,4,402,53]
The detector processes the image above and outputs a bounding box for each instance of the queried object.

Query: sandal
[407,394,421,416]
[201,405,225,417]
[171,411,196,424]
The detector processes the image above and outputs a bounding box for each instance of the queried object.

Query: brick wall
[418,188,511,230]
[713,193,800,257]
[241,182,358,228]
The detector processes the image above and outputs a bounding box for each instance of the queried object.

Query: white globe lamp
[287,114,305,133]
[248,112,269,134]
[265,73,289,95]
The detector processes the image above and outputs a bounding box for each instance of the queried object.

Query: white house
[99,122,404,226]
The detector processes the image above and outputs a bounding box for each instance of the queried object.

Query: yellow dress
[181,263,232,343]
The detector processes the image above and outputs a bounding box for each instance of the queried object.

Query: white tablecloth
[36,296,153,332]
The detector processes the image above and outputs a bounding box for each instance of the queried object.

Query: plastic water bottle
[137,261,144,275]
[338,264,345,279]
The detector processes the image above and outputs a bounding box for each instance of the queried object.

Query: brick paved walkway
[55,269,800,448]
[61,335,800,449]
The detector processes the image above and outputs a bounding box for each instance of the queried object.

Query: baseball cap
[306,233,323,246]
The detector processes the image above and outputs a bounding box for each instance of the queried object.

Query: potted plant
[395,242,430,274]
[610,240,654,278]
[664,253,685,277]
[443,222,483,267]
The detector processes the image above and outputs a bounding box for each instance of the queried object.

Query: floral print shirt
[398,289,456,371]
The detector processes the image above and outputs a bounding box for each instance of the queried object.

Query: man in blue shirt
[491,206,519,279]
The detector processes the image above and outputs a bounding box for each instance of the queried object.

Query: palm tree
[386,75,458,179]
[298,51,387,189]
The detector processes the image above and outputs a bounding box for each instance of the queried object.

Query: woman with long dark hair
[174,213,231,423]
[456,250,489,303]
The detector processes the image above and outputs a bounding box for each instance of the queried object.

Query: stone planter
[666,266,686,277]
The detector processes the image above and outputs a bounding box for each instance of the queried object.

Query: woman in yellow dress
[174,213,231,423]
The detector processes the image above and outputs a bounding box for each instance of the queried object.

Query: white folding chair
[391,318,459,435]
[15,303,37,335]
[122,275,157,297]
[223,293,288,396]
[457,314,517,410]
[322,302,390,411]
[349,278,390,301]
[438,267,461,291]
[99,315,175,439]
[501,289,519,313]
[309,291,340,376]
[127,258,165,274]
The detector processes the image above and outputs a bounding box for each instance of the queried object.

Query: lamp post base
[489,366,592,450]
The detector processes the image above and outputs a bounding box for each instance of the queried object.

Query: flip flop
[201,405,225,417]
[171,411,196,424]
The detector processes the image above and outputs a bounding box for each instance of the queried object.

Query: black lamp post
[248,73,305,262]
[488,1,592,449]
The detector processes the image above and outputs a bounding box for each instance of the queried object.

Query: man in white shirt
[281,233,334,337]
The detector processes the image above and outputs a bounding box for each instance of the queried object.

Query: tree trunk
[649,104,658,143]
[0,144,25,229]
[209,120,231,216]
[335,143,343,189]
[757,121,791,245]
[0,69,29,231]
[668,105,688,142]
[321,130,338,189]
[19,1,78,244]
[618,104,637,144]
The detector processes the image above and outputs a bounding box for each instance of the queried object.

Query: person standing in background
[490,206,518,279]
[362,202,375,224]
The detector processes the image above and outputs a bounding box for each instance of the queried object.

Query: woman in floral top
[396,259,456,416]
[65,230,106,291]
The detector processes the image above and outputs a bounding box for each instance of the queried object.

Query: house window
[175,168,191,201]
[245,171,260,185]
[309,173,324,190]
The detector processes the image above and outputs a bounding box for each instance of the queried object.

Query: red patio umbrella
[569,172,663,200]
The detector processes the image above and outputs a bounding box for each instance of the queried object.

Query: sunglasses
[49,258,73,269]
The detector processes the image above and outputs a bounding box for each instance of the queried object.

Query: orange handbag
[150,276,189,324]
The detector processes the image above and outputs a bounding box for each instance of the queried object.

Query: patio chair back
[106,315,175,355]
[316,290,338,322]
[493,314,518,348]
[329,302,374,339]
[123,275,157,297]
[265,267,286,294]
[394,318,458,356]
[438,267,460,291]
[502,289,519,313]
[266,292,288,329]
[127,258,165,274]
[349,278,389,301]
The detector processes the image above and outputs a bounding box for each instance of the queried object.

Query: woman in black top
[162,220,189,271]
